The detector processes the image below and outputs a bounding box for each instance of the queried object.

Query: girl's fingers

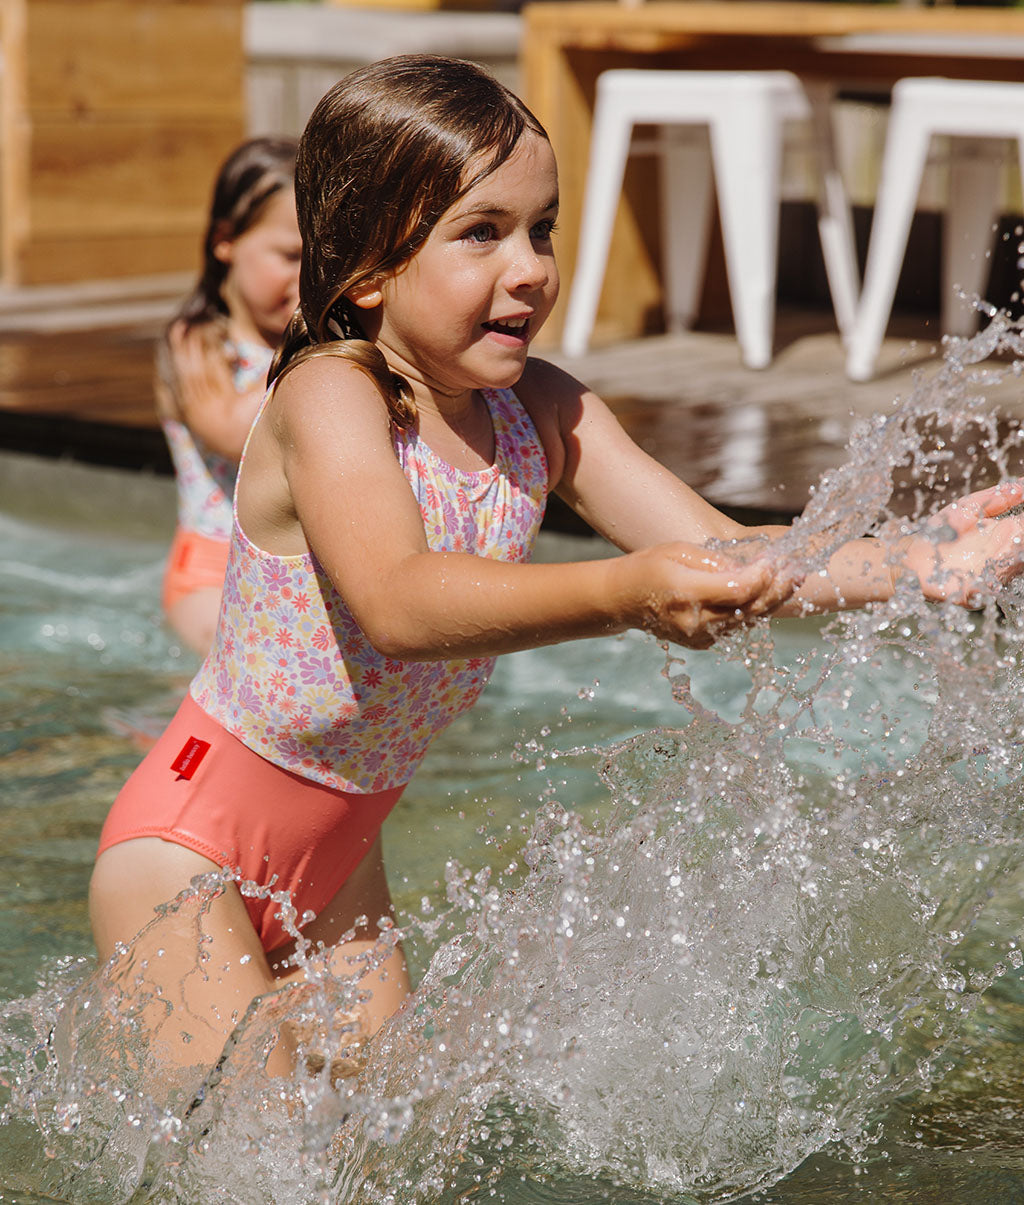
[932,480,1024,534]
[914,516,1024,604]
[653,545,798,649]
[721,559,800,611]
[978,479,1024,517]
[666,544,743,574]
[688,560,797,615]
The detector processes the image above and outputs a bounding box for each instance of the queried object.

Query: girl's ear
[211,221,236,265]
[346,278,384,310]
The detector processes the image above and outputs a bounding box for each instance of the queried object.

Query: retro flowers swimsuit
[99,386,549,951]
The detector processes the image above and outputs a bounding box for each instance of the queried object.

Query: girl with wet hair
[91,55,1024,1085]
[158,136,300,655]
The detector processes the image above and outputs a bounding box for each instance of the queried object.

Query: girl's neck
[370,333,498,466]
[226,313,278,351]
[380,353,476,423]
[413,388,495,472]
[414,384,479,424]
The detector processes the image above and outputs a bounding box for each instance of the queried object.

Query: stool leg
[804,82,860,341]
[846,103,932,382]
[710,98,785,370]
[1018,134,1024,289]
[660,126,714,333]
[1017,133,1024,320]
[944,136,1002,337]
[561,101,635,358]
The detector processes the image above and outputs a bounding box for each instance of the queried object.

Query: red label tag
[171,736,210,780]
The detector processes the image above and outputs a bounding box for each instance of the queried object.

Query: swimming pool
[4,325,1024,1205]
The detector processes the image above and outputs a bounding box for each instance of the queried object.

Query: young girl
[90,55,1024,1082]
[158,136,300,655]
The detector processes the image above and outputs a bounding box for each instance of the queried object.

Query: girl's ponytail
[269,308,313,385]
[269,303,416,430]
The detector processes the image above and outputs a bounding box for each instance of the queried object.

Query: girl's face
[364,132,560,404]
[216,187,301,346]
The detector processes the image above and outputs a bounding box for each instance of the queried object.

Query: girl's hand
[896,480,1024,606]
[630,541,800,649]
[170,321,237,411]
[168,322,265,461]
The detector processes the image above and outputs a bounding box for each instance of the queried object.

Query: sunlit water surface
[6,320,1024,1203]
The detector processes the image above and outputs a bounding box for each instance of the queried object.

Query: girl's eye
[463,224,497,244]
[532,219,557,241]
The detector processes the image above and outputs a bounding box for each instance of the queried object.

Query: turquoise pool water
[4,324,1024,1205]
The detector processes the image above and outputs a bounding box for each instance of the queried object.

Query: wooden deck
[0,316,172,473]
[2,286,1023,527]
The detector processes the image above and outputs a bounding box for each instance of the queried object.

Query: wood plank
[0,324,161,428]
[325,0,500,10]
[525,2,1024,45]
[0,0,245,286]
[0,0,30,290]
[14,233,203,286]
[24,120,245,238]
[24,2,244,118]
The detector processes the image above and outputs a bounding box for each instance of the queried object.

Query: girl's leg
[165,586,223,657]
[270,833,412,1060]
[161,527,229,657]
[90,831,409,1086]
[89,838,296,1078]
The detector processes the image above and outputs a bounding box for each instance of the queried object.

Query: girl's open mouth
[483,317,530,340]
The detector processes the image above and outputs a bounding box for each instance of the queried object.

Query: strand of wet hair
[269,309,416,429]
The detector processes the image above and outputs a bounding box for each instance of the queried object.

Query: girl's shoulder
[513,355,592,428]
[509,356,590,486]
[267,350,395,447]
[272,348,389,402]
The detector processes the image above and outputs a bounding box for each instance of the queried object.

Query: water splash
[5,317,1024,1202]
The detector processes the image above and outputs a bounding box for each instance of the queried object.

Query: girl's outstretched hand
[632,541,800,650]
[895,480,1024,606]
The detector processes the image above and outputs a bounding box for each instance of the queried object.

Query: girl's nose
[506,239,551,292]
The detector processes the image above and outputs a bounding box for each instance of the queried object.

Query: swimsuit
[161,528,231,612]
[161,339,272,606]
[98,694,404,950]
[100,386,549,951]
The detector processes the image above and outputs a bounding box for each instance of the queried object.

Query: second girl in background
[157,137,300,655]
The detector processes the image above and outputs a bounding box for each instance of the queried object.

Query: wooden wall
[0,0,246,286]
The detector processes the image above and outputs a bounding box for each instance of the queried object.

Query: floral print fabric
[162,339,273,541]
[190,387,549,793]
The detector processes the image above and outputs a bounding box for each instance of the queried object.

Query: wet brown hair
[176,136,299,333]
[270,54,548,427]
[156,136,298,409]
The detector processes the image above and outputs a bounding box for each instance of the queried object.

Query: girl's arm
[517,359,1024,616]
[767,483,1024,615]
[165,321,265,462]
[238,358,799,660]
[515,358,749,551]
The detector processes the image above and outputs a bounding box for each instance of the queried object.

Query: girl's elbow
[364,628,417,659]
[355,613,443,661]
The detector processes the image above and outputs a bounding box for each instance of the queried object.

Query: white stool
[846,77,1024,382]
[560,69,860,370]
